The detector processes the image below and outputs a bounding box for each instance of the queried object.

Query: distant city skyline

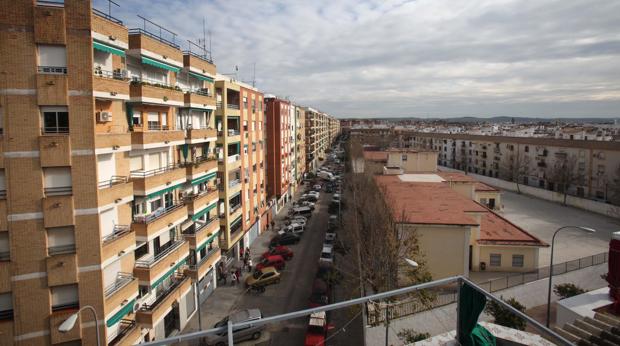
[97,0,620,118]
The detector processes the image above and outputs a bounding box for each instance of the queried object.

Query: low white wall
[365,263,608,346]
[438,166,620,218]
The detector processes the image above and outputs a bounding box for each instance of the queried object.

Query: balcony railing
[48,244,76,256]
[187,88,211,97]
[128,28,179,49]
[183,187,217,201]
[229,204,241,214]
[188,246,219,270]
[139,274,186,312]
[228,179,240,188]
[102,225,131,244]
[146,124,172,131]
[92,8,123,25]
[93,67,126,80]
[228,129,240,136]
[130,163,181,179]
[0,251,9,261]
[0,309,13,320]
[182,155,216,167]
[42,126,69,135]
[44,186,72,196]
[108,319,135,345]
[130,76,181,91]
[132,202,184,224]
[37,66,67,75]
[135,239,185,268]
[183,218,218,236]
[216,101,222,109]
[104,272,135,298]
[227,103,240,110]
[98,176,128,189]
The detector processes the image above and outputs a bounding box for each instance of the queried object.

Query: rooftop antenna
[252,62,256,88]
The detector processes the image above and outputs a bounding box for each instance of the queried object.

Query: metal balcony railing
[92,8,123,25]
[228,179,240,188]
[138,274,186,311]
[108,319,136,345]
[48,244,76,256]
[130,164,181,179]
[135,240,185,268]
[128,27,179,49]
[229,204,241,214]
[93,67,126,80]
[227,103,240,110]
[44,186,72,196]
[130,75,181,91]
[182,218,217,236]
[42,126,69,134]
[98,176,128,189]
[102,225,131,244]
[132,202,184,224]
[188,246,219,270]
[104,272,135,298]
[37,66,67,74]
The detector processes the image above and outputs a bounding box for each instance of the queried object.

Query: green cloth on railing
[458,283,496,346]
[470,324,496,345]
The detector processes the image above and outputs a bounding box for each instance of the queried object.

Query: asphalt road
[231,186,330,346]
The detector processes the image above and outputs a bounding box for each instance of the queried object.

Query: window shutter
[43,167,72,189]
[47,227,75,248]
[51,285,78,307]
[38,45,67,67]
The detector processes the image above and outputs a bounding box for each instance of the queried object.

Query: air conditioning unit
[132,301,141,313]
[97,111,113,122]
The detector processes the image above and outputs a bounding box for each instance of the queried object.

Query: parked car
[262,245,294,260]
[280,223,304,236]
[308,190,320,198]
[255,255,286,271]
[207,309,264,346]
[300,194,318,202]
[332,193,341,201]
[291,206,313,216]
[313,184,322,191]
[270,233,301,247]
[319,246,334,264]
[285,218,307,227]
[304,311,332,346]
[325,232,336,244]
[246,267,281,287]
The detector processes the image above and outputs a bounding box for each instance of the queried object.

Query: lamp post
[546,226,596,327]
[385,259,418,346]
[58,305,101,346]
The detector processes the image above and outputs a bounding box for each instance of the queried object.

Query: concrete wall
[439,166,620,218]
[365,262,608,344]
[475,245,538,272]
[406,224,470,279]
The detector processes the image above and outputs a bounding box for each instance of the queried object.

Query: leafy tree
[554,283,586,299]
[397,329,431,343]
[485,296,526,330]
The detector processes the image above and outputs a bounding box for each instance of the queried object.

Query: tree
[500,151,531,194]
[485,296,526,330]
[546,154,582,206]
[610,164,620,206]
[554,283,586,299]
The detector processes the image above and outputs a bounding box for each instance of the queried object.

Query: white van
[291,206,313,216]
[319,246,334,264]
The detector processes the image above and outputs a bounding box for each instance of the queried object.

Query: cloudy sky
[95,0,620,118]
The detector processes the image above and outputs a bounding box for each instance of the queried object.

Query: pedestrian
[243,256,248,269]
[235,268,241,284]
[271,220,275,229]
[230,271,237,286]
[239,247,244,259]
[222,270,228,285]
[247,258,253,272]
[245,247,250,259]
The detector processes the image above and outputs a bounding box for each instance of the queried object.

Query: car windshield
[253,271,262,279]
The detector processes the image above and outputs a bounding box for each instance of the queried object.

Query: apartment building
[294,106,306,184]
[304,108,338,173]
[214,77,268,263]
[0,1,223,344]
[403,132,620,203]
[265,96,292,208]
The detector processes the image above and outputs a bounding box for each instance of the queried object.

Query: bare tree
[610,164,620,206]
[546,154,582,205]
[500,151,531,194]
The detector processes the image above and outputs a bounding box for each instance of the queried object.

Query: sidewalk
[182,186,305,335]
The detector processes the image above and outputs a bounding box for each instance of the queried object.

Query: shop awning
[93,41,125,57]
[141,56,180,73]
[189,71,214,83]
[196,231,220,252]
[191,172,217,186]
[146,182,183,199]
[192,202,217,221]
[106,298,135,327]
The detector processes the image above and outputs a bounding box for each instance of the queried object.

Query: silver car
[206,309,264,345]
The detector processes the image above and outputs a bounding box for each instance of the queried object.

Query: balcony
[182,218,219,249]
[183,52,216,76]
[184,188,218,215]
[108,319,141,346]
[184,89,215,109]
[134,240,189,284]
[98,177,133,207]
[102,225,134,261]
[227,103,240,110]
[186,127,217,145]
[104,273,138,315]
[92,8,127,41]
[132,203,188,240]
[185,156,217,179]
[229,203,242,216]
[95,132,131,152]
[135,274,191,328]
[93,68,129,99]
[129,78,184,107]
[128,28,183,62]
[130,164,185,194]
[186,246,221,280]
[130,127,185,149]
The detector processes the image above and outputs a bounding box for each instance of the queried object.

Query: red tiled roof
[436,172,477,182]
[363,151,388,162]
[478,210,548,247]
[375,175,485,226]
[475,182,499,192]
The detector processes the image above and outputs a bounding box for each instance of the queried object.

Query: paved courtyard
[499,189,620,266]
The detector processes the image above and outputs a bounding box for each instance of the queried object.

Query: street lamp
[58,305,101,346]
[546,226,596,327]
[385,258,419,346]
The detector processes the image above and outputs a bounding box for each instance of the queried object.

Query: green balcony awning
[146,182,183,199]
[230,215,242,227]
[106,298,136,327]
[93,41,125,57]
[189,71,214,83]
[191,172,217,186]
[141,56,180,73]
[196,230,220,252]
[151,259,187,289]
[192,202,217,221]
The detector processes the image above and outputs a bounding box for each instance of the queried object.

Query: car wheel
[252,331,262,340]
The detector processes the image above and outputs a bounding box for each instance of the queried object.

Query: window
[132,111,142,126]
[47,227,75,255]
[512,254,524,267]
[402,154,407,161]
[37,44,67,74]
[41,106,69,134]
[0,233,8,261]
[0,107,4,134]
[524,146,529,153]
[0,293,12,320]
[0,169,5,199]
[51,284,79,311]
[489,254,501,266]
[43,167,72,196]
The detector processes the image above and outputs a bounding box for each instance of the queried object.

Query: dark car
[270,233,301,247]
[262,245,294,260]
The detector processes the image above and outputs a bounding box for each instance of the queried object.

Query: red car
[304,311,332,346]
[262,246,294,260]
[255,255,286,271]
